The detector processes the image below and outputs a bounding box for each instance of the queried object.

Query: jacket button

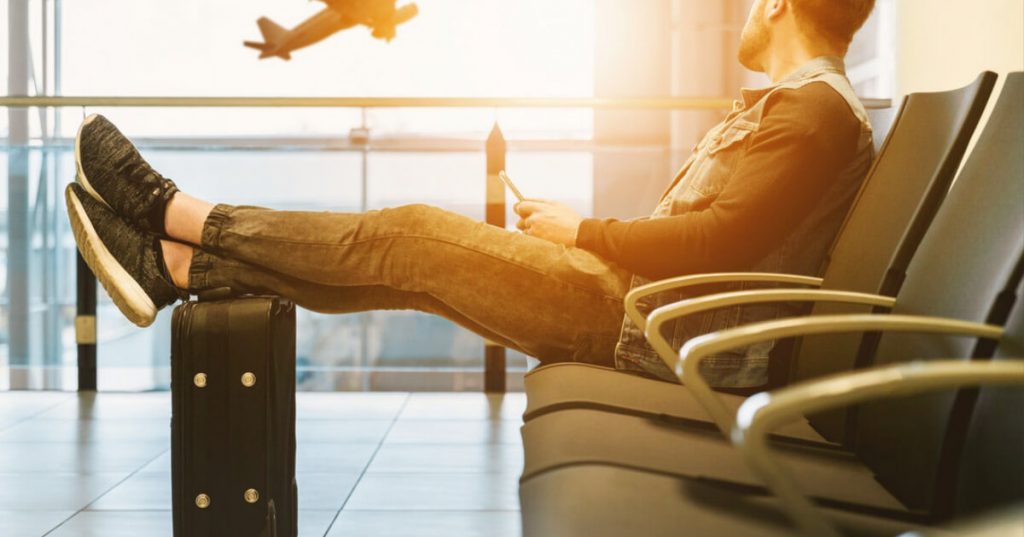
[195,494,211,509]
[241,372,256,387]
[193,373,207,388]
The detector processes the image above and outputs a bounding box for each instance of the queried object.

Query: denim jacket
[613,56,875,387]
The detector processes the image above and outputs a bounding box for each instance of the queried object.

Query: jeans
[187,203,633,365]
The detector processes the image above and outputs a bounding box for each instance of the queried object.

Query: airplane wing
[244,0,417,60]
[321,0,419,41]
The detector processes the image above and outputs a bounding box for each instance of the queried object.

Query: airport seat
[520,342,1024,536]
[897,503,1024,537]
[723,252,1024,535]
[520,268,1023,518]
[522,72,999,445]
[519,73,1024,535]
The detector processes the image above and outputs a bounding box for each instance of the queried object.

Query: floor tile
[327,511,521,537]
[0,418,170,444]
[297,393,408,420]
[344,473,520,511]
[0,391,527,535]
[384,420,521,445]
[297,420,393,444]
[90,469,361,513]
[0,472,128,510]
[89,472,170,510]
[399,393,526,421]
[0,510,75,537]
[48,511,171,537]
[49,510,338,537]
[368,443,523,474]
[35,393,171,421]
[297,443,379,473]
[0,392,75,430]
[0,442,166,473]
[301,510,342,537]
[137,451,171,474]
[297,473,362,510]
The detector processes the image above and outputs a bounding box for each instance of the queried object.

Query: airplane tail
[256,17,288,44]
[243,17,291,60]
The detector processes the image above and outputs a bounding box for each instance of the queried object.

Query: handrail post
[484,122,507,393]
[76,253,98,391]
[7,0,31,389]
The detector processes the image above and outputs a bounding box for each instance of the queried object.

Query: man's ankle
[165,192,216,246]
[161,240,193,289]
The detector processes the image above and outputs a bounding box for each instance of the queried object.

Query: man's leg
[187,248,541,357]
[174,201,633,365]
[70,113,631,361]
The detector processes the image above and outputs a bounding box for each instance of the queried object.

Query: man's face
[738,0,771,71]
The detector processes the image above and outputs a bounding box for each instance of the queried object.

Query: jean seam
[188,249,216,291]
[200,203,233,252]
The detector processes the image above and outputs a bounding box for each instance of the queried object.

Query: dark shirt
[575,82,862,281]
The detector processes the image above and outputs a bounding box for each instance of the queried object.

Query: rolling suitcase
[171,296,298,537]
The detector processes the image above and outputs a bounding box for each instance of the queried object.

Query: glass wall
[0,138,603,391]
[2,0,601,391]
[55,0,594,139]
[3,0,894,391]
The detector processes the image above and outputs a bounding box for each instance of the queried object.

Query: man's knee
[382,203,474,236]
[388,203,445,224]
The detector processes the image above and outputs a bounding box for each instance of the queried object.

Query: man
[66,0,876,388]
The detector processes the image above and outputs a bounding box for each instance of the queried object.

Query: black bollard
[484,123,507,393]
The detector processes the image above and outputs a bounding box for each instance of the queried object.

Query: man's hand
[514,199,583,247]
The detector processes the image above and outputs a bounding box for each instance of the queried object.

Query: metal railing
[0,95,892,110]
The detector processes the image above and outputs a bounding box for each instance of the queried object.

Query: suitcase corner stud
[245,488,260,504]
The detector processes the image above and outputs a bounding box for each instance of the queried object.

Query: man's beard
[738,6,770,71]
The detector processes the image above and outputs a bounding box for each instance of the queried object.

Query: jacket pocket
[706,120,757,155]
[686,122,757,199]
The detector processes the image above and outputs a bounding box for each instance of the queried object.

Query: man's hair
[790,0,876,51]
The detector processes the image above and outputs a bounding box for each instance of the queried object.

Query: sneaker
[65,183,188,327]
[75,114,179,236]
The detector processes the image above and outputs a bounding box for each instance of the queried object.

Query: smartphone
[498,171,526,203]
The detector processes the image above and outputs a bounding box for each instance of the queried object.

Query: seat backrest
[853,72,1024,513]
[792,73,997,420]
[955,270,1024,517]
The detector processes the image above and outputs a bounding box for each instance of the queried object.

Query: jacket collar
[739,56,847,108]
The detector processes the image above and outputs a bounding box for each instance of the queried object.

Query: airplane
[244,0,418,60]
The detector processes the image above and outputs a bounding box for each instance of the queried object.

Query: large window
[3,0,895,391]
[57,0,595,139]
[2,0,598,391]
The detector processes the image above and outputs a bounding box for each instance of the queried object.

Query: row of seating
[517,71,1024,536]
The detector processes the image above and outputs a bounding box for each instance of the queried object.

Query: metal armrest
[623,273,824,330]
[644,289,896,372]
[678,314,1003,436]
[732,360,1024,537]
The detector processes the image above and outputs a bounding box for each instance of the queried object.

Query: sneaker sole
[75,113,112,208]
[66,186,158,328]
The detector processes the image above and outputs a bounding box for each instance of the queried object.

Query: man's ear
[764,0,787,21]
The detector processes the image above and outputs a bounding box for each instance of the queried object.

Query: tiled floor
[0,391,525,537]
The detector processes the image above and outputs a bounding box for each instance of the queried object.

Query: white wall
[894,0,1023,96]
